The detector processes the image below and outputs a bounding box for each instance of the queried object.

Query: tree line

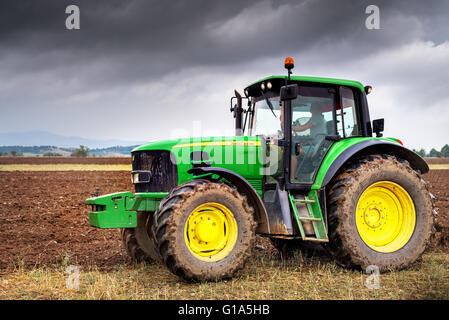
[413,144,449,158]
[0,145,87,157]
[0,145,135,157]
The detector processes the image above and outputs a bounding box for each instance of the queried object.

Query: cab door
[283,84,338,190]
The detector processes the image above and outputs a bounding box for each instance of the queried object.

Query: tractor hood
[132,136,262,153]
[132,136,265,185]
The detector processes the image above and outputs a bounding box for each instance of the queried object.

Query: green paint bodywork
[289,190,328,240]
[133,135,265,195]
[86,192,167,228]
[305,190,328,239]
[312,137,400,190]
[87,192,137,228]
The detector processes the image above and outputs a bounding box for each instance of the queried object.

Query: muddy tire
[153,179,256,281]
[270,238,327,259]
[326,154,434,272]
[120,212,160,262]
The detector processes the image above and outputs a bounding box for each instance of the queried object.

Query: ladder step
[288,192,328,242]
[303,237,329,243]
[298,217,322,222]
[292,199,315,204]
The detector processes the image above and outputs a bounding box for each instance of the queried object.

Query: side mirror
[372,118,384,137]
[280,84,299,101]
[231,90,244,135]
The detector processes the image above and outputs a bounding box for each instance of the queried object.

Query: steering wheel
[292,133,328,179]
[308,133,328,159]
[292,116,311,136]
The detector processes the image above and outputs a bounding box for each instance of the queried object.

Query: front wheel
[326,155,434,271]
[120,212,160,262]
[153,179,256,281]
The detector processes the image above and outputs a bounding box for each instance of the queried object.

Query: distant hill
[0,145,138,156]
[0,145,61,156]
[89,145,139,156]
[0,131,145,149]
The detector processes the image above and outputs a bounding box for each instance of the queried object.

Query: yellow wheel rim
[184,202,238,262]
[356,181,416,253]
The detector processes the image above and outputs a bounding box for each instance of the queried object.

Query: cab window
[338,87,360,137]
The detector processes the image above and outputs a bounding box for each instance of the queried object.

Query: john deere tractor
[86,57,434,281]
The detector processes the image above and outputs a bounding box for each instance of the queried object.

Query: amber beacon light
[284,57,294,70]
[284,57,294,80]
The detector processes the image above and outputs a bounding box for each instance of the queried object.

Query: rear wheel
[326,154,434,271]
[153,179,256,281]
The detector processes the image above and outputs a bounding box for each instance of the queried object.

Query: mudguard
[321,139,429,187]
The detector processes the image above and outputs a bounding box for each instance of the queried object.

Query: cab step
[303,237,329,243]
[297,217,322,222]
[288,192,328,242]
[291,199,316,204]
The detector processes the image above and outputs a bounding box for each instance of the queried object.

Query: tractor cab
[234,57,372,190]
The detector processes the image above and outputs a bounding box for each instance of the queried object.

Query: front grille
[132,150,178,193]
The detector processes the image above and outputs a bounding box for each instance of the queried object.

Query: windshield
[252,95,282,138]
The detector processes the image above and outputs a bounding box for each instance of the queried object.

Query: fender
[321,139,429,187]
[188,167,270,234]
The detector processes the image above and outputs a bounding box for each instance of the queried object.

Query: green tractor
[86,57,434,281]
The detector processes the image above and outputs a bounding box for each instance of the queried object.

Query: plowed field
[0,157,448,270]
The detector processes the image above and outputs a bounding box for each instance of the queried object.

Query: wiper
[261,91,277,118]
[242,106,249,134]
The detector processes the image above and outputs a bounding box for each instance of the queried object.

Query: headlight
[131,171,152,184]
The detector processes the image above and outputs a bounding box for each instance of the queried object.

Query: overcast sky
[0,0,448,151]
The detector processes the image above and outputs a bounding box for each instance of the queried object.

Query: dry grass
[0,164,131,171]
[428,164,449,170]
[0,164,444,172]
[1,248,448,300]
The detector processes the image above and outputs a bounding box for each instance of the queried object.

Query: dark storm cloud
[1,0,448,93]
[0,0,448,150]
[0,0,262,84]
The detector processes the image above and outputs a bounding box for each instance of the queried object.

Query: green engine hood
[132,136,265,187]
[132,136,262,152]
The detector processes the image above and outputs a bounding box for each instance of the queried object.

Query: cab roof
[244,75,365,96]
